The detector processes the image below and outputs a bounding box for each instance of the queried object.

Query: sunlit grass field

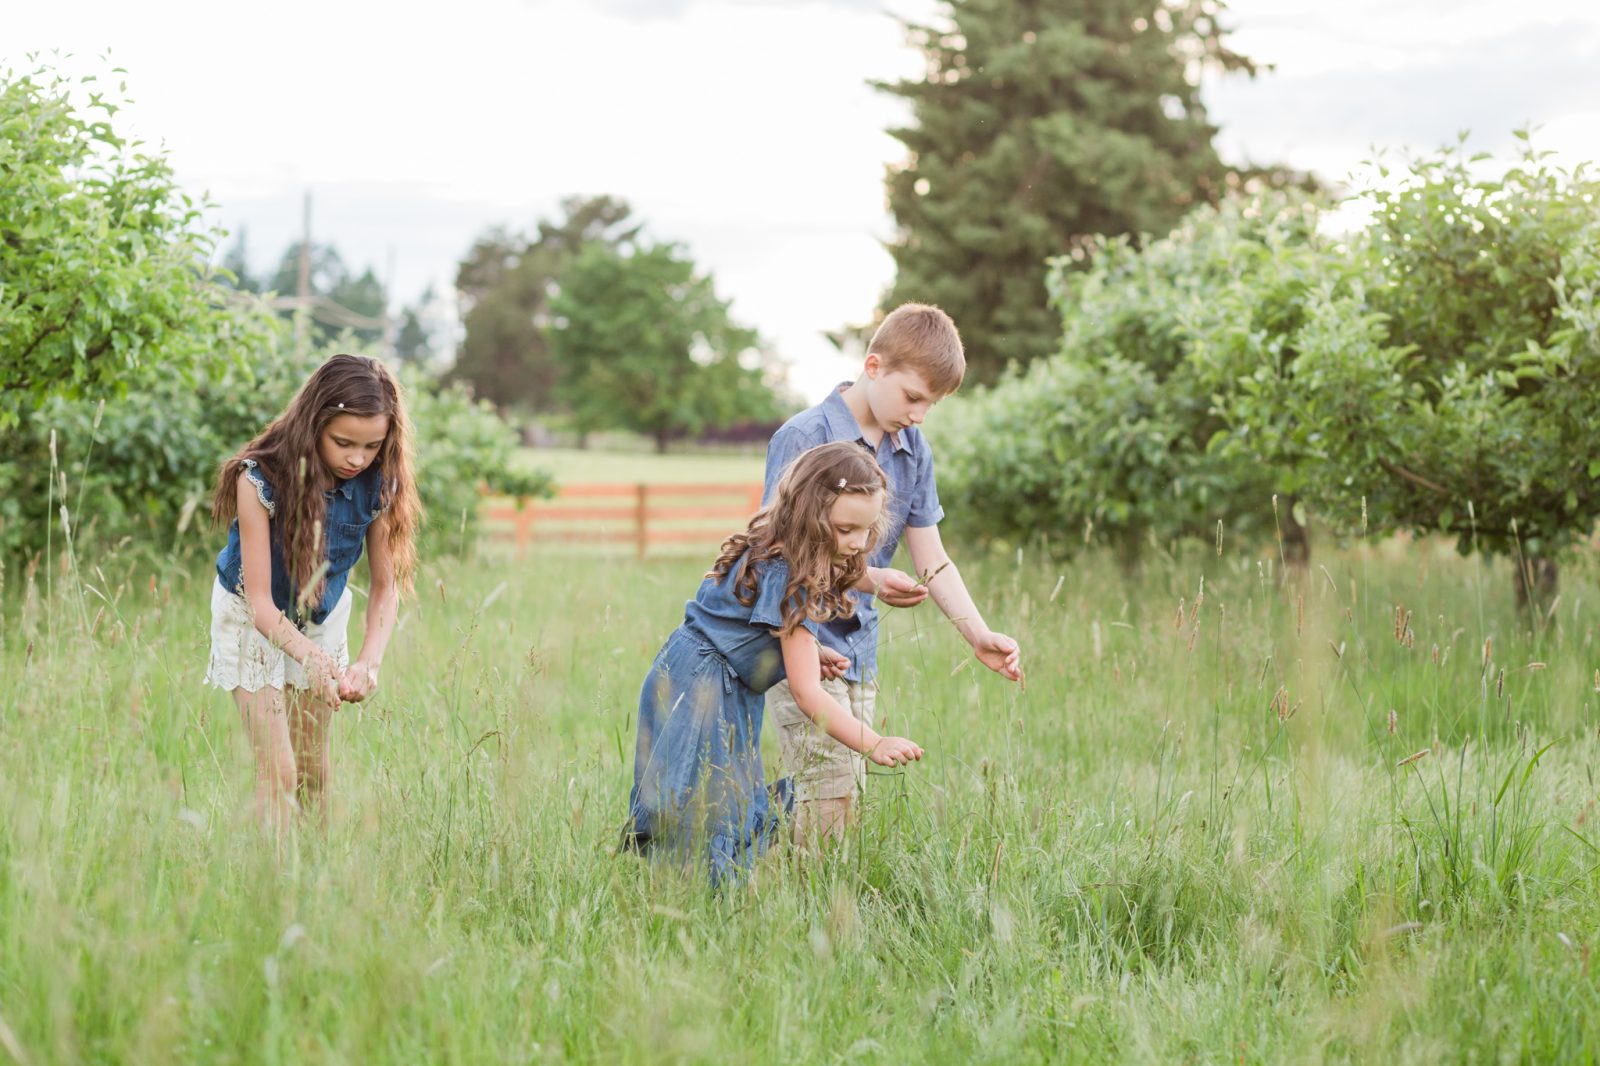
[3,527,1598,1062]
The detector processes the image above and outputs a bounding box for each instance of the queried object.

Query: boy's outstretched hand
[973,630,1024,683]
[873,568,930,608]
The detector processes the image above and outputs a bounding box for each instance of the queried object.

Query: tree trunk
[655,430,670,454]
[1113,531,1144,582]
[1280,495,1311,573]
[1513,556,1559,610]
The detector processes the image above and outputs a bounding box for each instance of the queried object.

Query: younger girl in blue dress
[205,353,421,837]
[625,441,923,882]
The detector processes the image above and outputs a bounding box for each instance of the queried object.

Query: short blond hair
[868,303,965,395]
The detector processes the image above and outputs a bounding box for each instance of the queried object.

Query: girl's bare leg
[286,685,337,828]
[232,686,298,839]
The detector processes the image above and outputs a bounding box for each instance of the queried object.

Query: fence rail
[481,482,765,558]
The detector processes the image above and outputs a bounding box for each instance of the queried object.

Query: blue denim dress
[626,553,851,883]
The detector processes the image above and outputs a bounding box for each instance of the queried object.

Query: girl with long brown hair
[624,441,922,883]
[205,353,421,836]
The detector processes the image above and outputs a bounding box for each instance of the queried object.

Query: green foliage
[936,194,1327,560]
[2,327,309,562]
[875,0,1259,381]
[935,352,1216,565]
[939,139,1600,580]
[0,60,543,565]
[1298,138,1600,563]
[1,335,550,563]
[392,288,434,367]
[547,241,786,451]
[404,367,554,547]
[0,63,272,427]
[450,196,640,411]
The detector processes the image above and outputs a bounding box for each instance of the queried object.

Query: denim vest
[215,458,385,626]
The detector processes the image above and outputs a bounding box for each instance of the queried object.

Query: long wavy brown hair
[708,441,889,635]
[212,353,422,611]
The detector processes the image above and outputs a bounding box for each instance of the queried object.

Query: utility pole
[294,191,312,353]
[382,245,397,362]
[270,188,387,352]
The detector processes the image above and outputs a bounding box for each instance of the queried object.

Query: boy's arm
[903,523,1023,683]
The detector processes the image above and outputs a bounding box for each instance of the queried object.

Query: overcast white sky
[9,0,1600,400]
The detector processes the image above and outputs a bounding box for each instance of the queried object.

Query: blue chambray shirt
[762,383,944,682]
[215,459,386,626]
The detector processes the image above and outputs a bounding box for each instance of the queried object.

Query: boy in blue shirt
[763,303,1024,844]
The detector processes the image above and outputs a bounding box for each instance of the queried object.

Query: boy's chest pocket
[329,522,370,571]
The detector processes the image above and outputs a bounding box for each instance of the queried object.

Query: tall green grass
[1,532,1597,1063]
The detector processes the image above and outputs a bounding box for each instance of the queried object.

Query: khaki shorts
[768,676,876,802]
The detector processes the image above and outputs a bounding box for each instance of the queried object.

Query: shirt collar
[328,469,360,499]
[824,381,908,453]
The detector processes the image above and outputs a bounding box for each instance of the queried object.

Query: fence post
[514,498,535,558]
[635,483,649,560]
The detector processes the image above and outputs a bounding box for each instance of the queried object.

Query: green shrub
[934,193,1328,562]
[936,139,1600,589]
[1,63,268,427]
[2,339,551,567]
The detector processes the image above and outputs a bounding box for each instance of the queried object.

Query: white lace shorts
[203,580,352,693]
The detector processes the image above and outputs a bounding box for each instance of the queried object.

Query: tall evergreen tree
[393,284,436,367]
[219,229,260,293]
[877,0,1258,381]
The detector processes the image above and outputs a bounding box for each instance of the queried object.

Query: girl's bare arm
[236,475,339,698]
[779,627,922,765]
[342,517,399,701]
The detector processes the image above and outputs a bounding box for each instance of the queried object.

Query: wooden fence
[481,482,765,558]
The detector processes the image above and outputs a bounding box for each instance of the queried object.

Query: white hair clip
[337,402,345,409]
[837,478,847,489]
